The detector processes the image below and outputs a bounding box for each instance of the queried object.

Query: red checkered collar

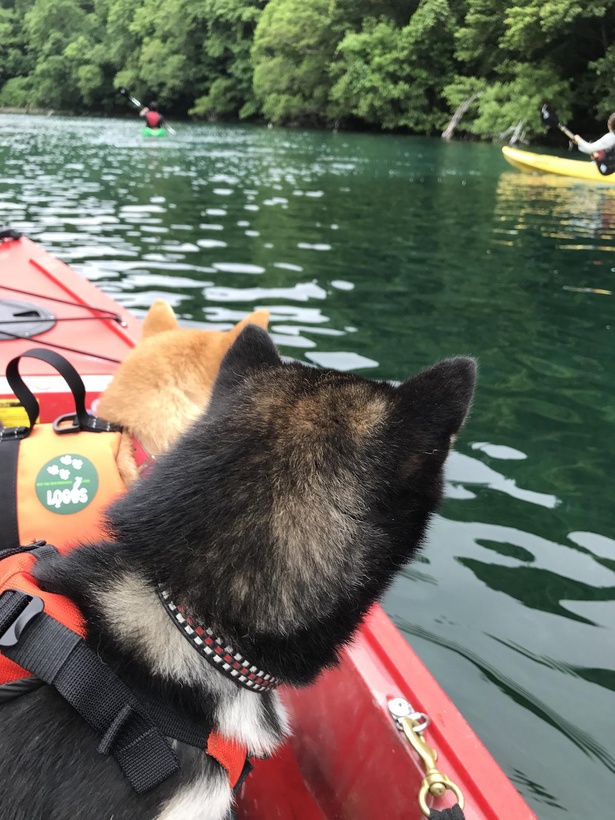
[131,435,157,477]
[157,587,281,693]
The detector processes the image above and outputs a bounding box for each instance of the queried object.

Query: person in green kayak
[573,113,615,156]
[139,101,166,131]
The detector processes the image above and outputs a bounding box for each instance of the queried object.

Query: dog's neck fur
[35,548,289,757]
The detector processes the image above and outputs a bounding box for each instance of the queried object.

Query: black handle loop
[2,349,121,439]
[430,807,466,820]
[0,228,22,243]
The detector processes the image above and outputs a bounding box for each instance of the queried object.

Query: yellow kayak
[501,145,613,183]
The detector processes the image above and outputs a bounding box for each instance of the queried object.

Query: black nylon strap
[0,542,37,560]
[1,607,180,792]
[0,589,35,639]
[4,348,121,435]
[138,691,214,750]
[0,541,51,561]
[0,543,247,790]
[0,543,217,779]
[0,439,19,550]
[0,540,249,791]
[233,758,253,795]
[0,676,44,702]
[430,806,466,819]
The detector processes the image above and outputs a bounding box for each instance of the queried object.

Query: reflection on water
[446,450,559,508]
[1,115,614,818]
[496,171,615,250]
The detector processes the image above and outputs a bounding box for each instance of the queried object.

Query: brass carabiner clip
[400,715,465,817]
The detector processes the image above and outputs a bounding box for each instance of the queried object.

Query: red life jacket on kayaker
[145,110,163,129]
[0,349,249,794]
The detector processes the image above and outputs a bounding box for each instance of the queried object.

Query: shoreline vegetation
[1,1,614,143]
[0,107,54,115]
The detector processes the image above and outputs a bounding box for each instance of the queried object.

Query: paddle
[540,103,575,141]
[118,87,177,135]
[540,102,615,176]
[118,86,142,109]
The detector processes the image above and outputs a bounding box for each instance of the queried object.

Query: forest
[1,0,615,140]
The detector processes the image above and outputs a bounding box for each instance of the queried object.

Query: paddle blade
[540,103,559,130]
[117,87,142,108]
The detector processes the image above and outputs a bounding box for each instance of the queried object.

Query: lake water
[1,114,614,818]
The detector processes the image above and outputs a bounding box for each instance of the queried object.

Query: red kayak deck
[0,235,140,421]
[0,235,536,819]
[239,605,533,820]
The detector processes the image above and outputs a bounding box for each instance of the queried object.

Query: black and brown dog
[0,326,476,820]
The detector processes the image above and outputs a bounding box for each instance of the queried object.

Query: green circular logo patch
[35,454,99,515]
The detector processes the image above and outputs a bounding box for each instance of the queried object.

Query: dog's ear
[215,325,281,391]
[142,300,179,338]
[397,357,477,440]
[228,310,270,341]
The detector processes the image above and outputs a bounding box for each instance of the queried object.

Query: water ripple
[2,115,614,818]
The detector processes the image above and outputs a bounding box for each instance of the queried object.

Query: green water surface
[1,114,614,818]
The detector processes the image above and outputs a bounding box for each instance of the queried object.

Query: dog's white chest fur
[156,766,231,820]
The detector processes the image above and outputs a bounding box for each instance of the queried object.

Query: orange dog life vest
[0,349,248,792]
[8,424,124,552]
[0,541,248,791]
[0,544,85,685]
[0,422,123,684]
[0,429,247,790]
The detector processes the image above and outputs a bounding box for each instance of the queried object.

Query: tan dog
[96,300,269,485]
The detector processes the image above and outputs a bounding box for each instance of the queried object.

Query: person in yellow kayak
[573,113,615,156]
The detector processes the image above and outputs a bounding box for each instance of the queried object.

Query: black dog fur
[0,326,476,819]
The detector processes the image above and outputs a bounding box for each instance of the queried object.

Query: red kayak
[0,232,536,819]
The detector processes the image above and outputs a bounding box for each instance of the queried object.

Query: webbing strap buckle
[53,411,121,434]
[0,426,30,441]
[0,590,44,647]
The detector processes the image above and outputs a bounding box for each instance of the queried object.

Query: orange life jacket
[0,544,85,686]
[0,347,125,553]
[0,350,248,792]
[10,424,124,551]
[0,351,124,682]
[0,542,248,790]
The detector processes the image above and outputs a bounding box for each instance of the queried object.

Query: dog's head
[96,300,269,484]
[108,326,476,683]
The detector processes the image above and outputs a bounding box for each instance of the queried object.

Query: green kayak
[141,127,167,138]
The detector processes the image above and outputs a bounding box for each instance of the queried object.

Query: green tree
[455,0,508,72]
[469,63,571,138]
[190,0,266,120]
[450,0,615,137]
[24,0,89,108]
[0,0,33,94]
[118,0,209,105]
[252,0,345,125]
[2,0,615,139]
[331,0,456,131]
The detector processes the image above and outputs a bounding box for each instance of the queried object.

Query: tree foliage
[331,1,455,131]
[251,0,347,125]
[0,0,615,139]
